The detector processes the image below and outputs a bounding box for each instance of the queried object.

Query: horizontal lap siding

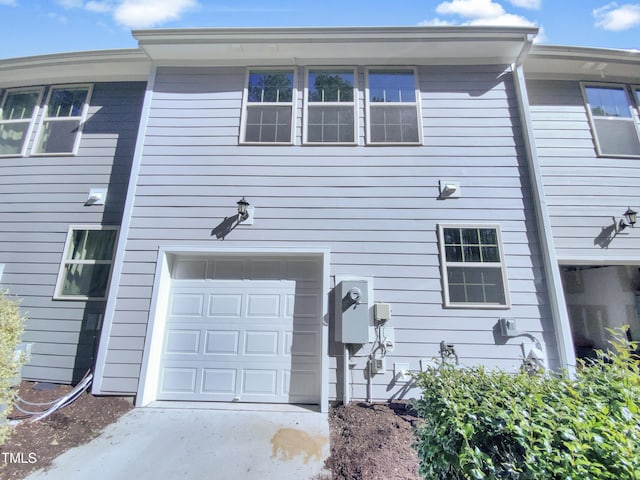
[527,79,640,263]
[0,82,145,384]
[103,66,555,400]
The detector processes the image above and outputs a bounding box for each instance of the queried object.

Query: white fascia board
[0,49,151,88]
[133,26,537,66]
[525,44,640,81]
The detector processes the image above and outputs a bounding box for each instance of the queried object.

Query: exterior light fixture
[237,197,250,222]
[619,207,637,231]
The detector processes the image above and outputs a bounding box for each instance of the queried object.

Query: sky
[0,0,639,60]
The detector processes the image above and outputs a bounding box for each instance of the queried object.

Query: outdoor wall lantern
[237,197,250,222]
[619,207,638,231]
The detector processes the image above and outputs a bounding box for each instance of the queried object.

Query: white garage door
[157,256,322,404]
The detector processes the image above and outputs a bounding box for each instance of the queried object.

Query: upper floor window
[241,70,294,144]
[0,87,43,157]
[582,83,640,157]
[55,226,118,300]
[438,225,510,308]
[304,69,357,144]
[366,69,421,145]
[34,84,92,155]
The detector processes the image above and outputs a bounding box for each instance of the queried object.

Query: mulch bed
[0,381,133,480]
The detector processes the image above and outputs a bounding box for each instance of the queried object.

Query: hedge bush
[0,291,27,444]
[412,328,640,479]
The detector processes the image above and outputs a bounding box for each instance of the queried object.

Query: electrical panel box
[335,280,372,344]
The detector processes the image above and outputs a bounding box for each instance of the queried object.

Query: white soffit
[525,45,640,80]
[133,26,538,66]
[0,49,151,88]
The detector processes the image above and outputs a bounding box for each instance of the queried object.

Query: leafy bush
[0,291,27,444]
[412,329,640,479]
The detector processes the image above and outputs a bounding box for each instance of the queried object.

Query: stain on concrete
[270,428,328,464]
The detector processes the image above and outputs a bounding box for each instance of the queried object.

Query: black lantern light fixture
[619,207,638,231]
[237,197,250,222]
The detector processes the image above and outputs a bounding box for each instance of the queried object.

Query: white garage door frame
[136,246,331,412]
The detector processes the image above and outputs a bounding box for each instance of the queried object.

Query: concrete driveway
[25,404,330,480]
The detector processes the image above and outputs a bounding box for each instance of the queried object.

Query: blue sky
[1,0,639,59]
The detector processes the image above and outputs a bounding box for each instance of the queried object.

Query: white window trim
[32,83,93,156]
[54,225,119,301]
[0,87,44,158]
[303,67,358,146]
[365,67,423,146]
[239,68,296,145]
[580,82,640,159]
[438,224,511,309]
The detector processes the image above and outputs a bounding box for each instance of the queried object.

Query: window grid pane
[585,86,632,118]
[0,89,40,156]
[47,88,88,118]
[248,71,293,103]
[58,227,117,299]
[245,105,292,143]
[307,105,354,143]
[309,71,354,103]
[2,90,40,121]
[368,71,416,103]
[370,105,419,143]
[442,226,507,306]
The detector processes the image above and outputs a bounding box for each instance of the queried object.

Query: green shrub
[0,291,27,444]
[412,329,640,479]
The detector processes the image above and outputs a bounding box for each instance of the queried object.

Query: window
[34,85,92,155]
[0,87,43,156]
[438,225,510,308]
[241,70,294,144]
[366,69,421,144]
[304,69,356,144]
[582,83,640,157]
[55,226,118,300]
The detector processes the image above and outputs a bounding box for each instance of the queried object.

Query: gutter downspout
[512,55,577,374]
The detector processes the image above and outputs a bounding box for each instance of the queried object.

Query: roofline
[0,48,151,87]
[133,25,539,42]
[530,44,640,62]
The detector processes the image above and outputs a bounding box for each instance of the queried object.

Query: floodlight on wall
[237,197,250,222]
[619,207,637,231]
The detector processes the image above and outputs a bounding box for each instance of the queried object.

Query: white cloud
[593,3,640,31]
[426,0,539,28]
[0,0,17,6]
[85,1,114,13]
[56,0,84,7]
[113,0,198,28]
[507,0,541,9]
[436,0,505,19]
[418,18,456,26]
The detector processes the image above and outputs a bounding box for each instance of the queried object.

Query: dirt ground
[0,381,133,480]
[1,382,421,480]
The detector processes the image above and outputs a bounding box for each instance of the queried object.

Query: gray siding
[527,79,640,263]
[102,66,556,400]
[0,82,146,383]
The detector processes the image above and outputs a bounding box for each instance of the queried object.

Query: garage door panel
[204,330,239,355]
[208,294,242,317]
[165,329,200,355]
[158,256,322,404]
[170,293,205,316]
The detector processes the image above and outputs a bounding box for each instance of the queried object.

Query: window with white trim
[582,83,640,157]
[0,87,43,156]
[55,226,118,300]
[438,225,510,308]
[304,69,356,144]
[366,69,421,144]
[241,70,294,144]
[34,84,92,155]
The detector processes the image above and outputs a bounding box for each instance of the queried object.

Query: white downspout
[512,61,577,374]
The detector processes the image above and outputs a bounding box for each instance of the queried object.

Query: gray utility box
[335,280,373,344]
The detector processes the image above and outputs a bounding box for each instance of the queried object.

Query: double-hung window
[55,226,118,300]
[366,68,421,144]
[439,225,510,308]
[304,69,357,144]
[582,83,640,157]
[0,87,43,156]
[242,70,295,144]
[34,84,92,155]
